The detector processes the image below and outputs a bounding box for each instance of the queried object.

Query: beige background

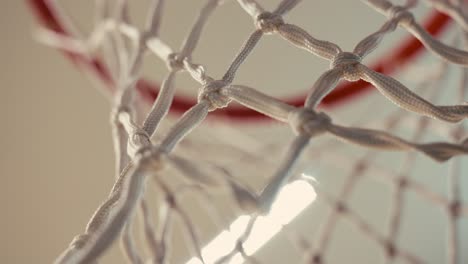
[2,1,118,263]
[2,1,467,263]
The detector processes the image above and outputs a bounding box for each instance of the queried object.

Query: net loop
[197,79,232,111]
[389,5,414,26]
[288,108,331,136]
[330,52,362,81]
[256,12,284,34]
[166,52,185,72]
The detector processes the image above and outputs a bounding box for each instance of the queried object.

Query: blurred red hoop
[27,0,451,121]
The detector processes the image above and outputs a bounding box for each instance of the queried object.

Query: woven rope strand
[37,0,468,263]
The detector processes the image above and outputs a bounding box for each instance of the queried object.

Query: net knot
[166,53,185,71]
[389,6,414,26]
[198,79,232,111]
[136,145,166,171]
[256,12,284,34]
[288,108,331,136]
[312,254,322,264]
[385,241,397,259]
[331,52,362,81]
[127,128,153,158]
[450,200,461,218]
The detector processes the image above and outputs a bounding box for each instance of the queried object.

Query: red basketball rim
[27,0,452,121]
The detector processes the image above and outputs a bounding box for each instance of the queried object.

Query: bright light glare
[187,179,317,264]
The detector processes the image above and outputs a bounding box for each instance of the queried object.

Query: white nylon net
[35,0,468,263]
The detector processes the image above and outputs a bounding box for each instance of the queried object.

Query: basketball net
[29,0,468,263]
